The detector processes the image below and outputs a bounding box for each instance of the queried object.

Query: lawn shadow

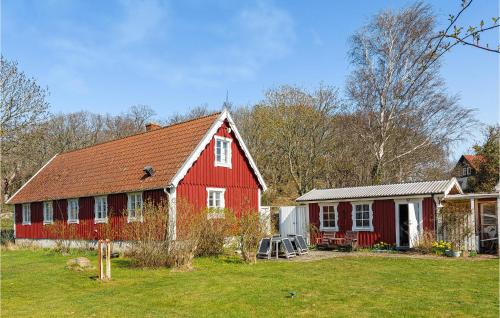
[112,258,133,268]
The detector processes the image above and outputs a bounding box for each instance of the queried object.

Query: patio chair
[338,231,359,252]
[288,234,309,255]
[257,238,272,259]
[316,232,338,250]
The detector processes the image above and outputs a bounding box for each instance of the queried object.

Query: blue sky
[2,0,499,159]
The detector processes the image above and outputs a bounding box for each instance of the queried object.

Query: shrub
[124,199,172,268]
[413,231,436,254]
[237,210,267,264]
[47,221,78,254]
[196,209,236,257]
[439,202,474,251]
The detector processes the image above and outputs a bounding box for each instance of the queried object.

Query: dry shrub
[413,231,436,254]
[439,202,474,251]
[238,210,267,264]
[124,199,171,268]
[124,199,208,270]
[47,221,78,254]
[196,209,237,257]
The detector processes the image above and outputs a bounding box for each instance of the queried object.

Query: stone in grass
[66,257,95,271]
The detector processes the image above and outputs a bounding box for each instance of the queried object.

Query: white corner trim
[319,203,339,231]
[214,135,232,168]
[169,110,268,191]
[6,154,59,204]
[351,201,374,232]
[166,187,177,240]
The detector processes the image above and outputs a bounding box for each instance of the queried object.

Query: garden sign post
[98,239,112,280]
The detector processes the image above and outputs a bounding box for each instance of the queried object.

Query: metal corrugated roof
[296,179,458,202]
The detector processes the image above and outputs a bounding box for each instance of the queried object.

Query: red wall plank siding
[308,199,397,247]
[177,121,260,218]
[422,197,435,233]
[14,189,167,240]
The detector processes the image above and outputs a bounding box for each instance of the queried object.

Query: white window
[127,192,143,222]
[22,203,31,225]
[320,204,338,231]
[351,202,373,231]
[67,199,79,224]
[462,166,471,177]
[43,201,53,225]
[207,187,225,218]
[214,136,232,168]
[94,196,108,223]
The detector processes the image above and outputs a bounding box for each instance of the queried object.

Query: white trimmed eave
[296,194,436,204]
[168,109,267,191]
[6,154,59,205]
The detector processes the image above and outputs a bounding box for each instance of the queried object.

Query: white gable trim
[444,177,463,196]
[169,110,267,191]
[6,154,59,204]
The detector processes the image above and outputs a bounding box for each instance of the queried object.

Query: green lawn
[1,249,498,317]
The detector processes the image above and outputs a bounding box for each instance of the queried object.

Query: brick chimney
[145,122,162,132]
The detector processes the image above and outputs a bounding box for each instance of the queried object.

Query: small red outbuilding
[7,110,266,243]
[296,179,463,248]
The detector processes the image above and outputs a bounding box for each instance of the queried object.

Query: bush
[0,229,14,245]
[238,210,267,264]
[439,202,474,251]
[413,231,436,254]
[372,241,394,251]
[124,199,172,268]
[196,209,236,257]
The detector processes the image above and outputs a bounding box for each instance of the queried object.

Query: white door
[279,206,309,242]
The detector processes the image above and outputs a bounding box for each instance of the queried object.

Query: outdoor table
[271,237,282,259]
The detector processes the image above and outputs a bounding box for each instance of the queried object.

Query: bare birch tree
[347,3,476,184]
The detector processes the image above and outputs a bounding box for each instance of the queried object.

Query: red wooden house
[296,179,463,248]
[7,110,267,245]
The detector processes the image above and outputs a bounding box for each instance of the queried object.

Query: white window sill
[127,217,143,223]
[207,213,225,219]
[352,227,373,232]
[94,218,108,224]
[320,227,339,232]
[215,162,232,169]
[43,221,53,225]
[67,220,79,224]
[22,222,31,225]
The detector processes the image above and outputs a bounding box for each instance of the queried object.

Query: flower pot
[445,250,461,257]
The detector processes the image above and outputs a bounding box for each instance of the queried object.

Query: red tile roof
[8,113,221,204]
[463,154,484,170]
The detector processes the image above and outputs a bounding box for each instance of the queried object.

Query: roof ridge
[314,179,449,191]
[58,111,222,156]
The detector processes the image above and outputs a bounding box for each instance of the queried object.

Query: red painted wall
[15,189,166,240]
[309,198,435,247]
[177,120,260,218]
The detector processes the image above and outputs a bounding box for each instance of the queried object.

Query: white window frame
[127,192,143,222]
[214,136,232,168]
[206,187,226,218]
[94,196,108,224]
[43,201,53,225]
[351,201,374,232]
[22,203,31,225]
[67,199,79,224]
[319,203,339,231]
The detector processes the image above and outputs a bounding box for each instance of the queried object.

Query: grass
[1,249,498,317]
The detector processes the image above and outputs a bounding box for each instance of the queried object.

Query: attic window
[214,136,232,168]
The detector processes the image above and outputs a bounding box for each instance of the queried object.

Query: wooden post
[105,239,111,279]
[98,240,103,280]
